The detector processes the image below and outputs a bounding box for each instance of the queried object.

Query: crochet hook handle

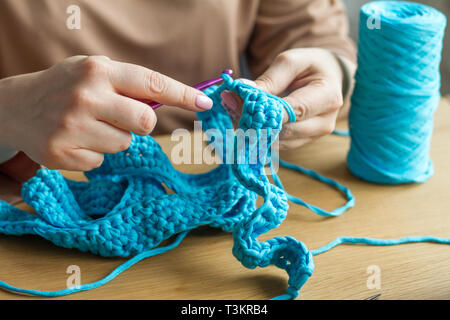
[140,69,233,110]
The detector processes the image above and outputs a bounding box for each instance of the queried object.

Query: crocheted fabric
[0,73,313,298]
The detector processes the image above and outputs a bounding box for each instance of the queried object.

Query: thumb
[221,78,290,126]
[253,73,292,125]
[254,58,297,96]
[253,57,299,124]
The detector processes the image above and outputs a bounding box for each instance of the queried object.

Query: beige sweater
[0,0,356,164]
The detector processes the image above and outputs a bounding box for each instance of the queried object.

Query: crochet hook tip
[222,69,233,76]
[148,69,234,110]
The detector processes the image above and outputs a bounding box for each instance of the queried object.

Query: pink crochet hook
[141,69,233,110]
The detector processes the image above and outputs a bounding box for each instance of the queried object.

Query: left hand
[221,48,347,149]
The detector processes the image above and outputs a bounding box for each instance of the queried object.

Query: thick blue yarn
[0,71,448,299]
[1,2,449,296]
[0,73,337,299]
[347,1,447,184]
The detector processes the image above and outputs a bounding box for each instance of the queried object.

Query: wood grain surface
[0,98,449,300]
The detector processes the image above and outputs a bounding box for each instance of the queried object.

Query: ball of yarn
[347,1,447,184]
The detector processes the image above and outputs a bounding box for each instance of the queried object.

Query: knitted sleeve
[245,0,357,78]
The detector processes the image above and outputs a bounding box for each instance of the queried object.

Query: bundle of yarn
[347,1,447,184]
[0,1,449,299]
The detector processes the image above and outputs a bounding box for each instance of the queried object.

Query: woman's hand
[0,55,213,171]
[222,48,351,150]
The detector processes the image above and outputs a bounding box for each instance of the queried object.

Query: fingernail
[220,91,239,110]
[195,95,213,110]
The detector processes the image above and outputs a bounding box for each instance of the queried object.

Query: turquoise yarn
[0,70,448,298]
[0,73,333,298]
[270,158,354,217]
[347,1,447,184]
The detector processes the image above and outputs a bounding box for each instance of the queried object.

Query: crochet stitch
[0,73,322,298]
[0,72,449,299]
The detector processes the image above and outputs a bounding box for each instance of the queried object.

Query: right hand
[0,55,213,171]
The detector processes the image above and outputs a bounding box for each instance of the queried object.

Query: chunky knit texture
[0,72,449,299]
[0,73,315,298]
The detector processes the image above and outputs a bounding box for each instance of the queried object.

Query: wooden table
[1,98,449,300]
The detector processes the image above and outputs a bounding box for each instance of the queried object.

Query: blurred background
[342,0,449,94]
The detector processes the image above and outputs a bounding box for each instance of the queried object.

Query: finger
[220,79,257,128]
[254,51,313,95]
[223,91,290,127]
[108,61,213,112]
[239,78,258,87]
[221,78,289,128]
[278,137,316,150]
[220,90,243,128]
[60,148,105,172]
[94,93,157,136]
[279,112,337,140]
[222,78,257,110]
[283,81,343,121]
[76,120,133,154]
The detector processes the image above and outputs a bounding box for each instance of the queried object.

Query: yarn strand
[0,231,188,297]
[270,234,450,300]
[271,157,355,217]
[311,235,450,256]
